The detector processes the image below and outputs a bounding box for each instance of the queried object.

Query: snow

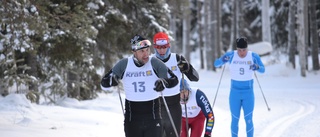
[1,53,320,137]
[248,41,273,56]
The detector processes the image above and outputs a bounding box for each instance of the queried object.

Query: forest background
[0,0,319,103]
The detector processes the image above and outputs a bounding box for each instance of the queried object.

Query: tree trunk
[213,0,222,70]
[26,52,39,103]
[262,0,272,43]
[216,0,222,59]
[67,70,80,98]
[238,0,245,38]
[0,2,9,96]
[288,0,297,69]
[297,0,308,77]
[26,52,38,92]
[182,4,191,61]
[169,14,177,53]
[232,0,239,50]
[197,1,204,69]
[0,80,9,96]
[309,0,320,70]
[209,0,216,71]
[305,0,309,70]
[203,0,212,70]
[204,0,211,70]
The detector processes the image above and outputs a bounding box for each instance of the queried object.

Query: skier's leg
[189,112,205,137]
[145,119,163,137]
[180,117,188,137]
[229,90,241,137]
[162,103,182,137]
[161,94,182,137]
[242,91,255,137]
[124,119,143,137]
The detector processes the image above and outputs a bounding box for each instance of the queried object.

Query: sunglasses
[153,44,170,49]
[132,40,151,51]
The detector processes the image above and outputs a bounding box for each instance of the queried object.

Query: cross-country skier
[179,79,214,137]
[214,37,265,137]
[100,34,179,137]
[152,32,199,137]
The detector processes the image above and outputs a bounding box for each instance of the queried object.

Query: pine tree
[0,0,42,97]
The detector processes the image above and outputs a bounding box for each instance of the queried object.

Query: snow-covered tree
[0,0,44,98]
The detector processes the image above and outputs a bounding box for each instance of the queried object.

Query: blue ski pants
[229,88,254,137]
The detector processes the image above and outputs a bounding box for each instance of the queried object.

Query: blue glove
[222,55,230,63]
[250,64,259,70]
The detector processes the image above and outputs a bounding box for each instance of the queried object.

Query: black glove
[154,78,168,92]
[178,55,190,73]
[101,73,119,87]
[204,134,211,137]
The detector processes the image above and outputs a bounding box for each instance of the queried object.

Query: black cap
[236,37,248,49]
[130,34,146,45]
[130,34,151,51]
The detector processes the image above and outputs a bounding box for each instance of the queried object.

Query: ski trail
[259,101,315,137]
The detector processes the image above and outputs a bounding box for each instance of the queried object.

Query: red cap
[153,32,170,46]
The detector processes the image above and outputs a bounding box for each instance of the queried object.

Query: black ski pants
[161,94,182,137]
[124,99,163,137]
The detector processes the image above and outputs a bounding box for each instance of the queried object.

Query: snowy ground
[0,55,319,137]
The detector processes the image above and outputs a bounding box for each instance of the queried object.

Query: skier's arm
[214,51,234,67]
[196,89,215,136]
[252,52,265,73]
[151,57,178,88]
[100,58,128,90]
[176,54,199,81]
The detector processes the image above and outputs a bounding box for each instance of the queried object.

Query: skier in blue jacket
[214,37,265,137]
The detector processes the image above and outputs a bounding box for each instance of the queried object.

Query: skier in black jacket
[101,34,178,137]
[152,32,199,137]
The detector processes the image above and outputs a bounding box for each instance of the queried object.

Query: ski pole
[181,74,189,137]
[254,72,271,111]
[212,65,226,108]
[117,86,125,117]
[161,92,179,137]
